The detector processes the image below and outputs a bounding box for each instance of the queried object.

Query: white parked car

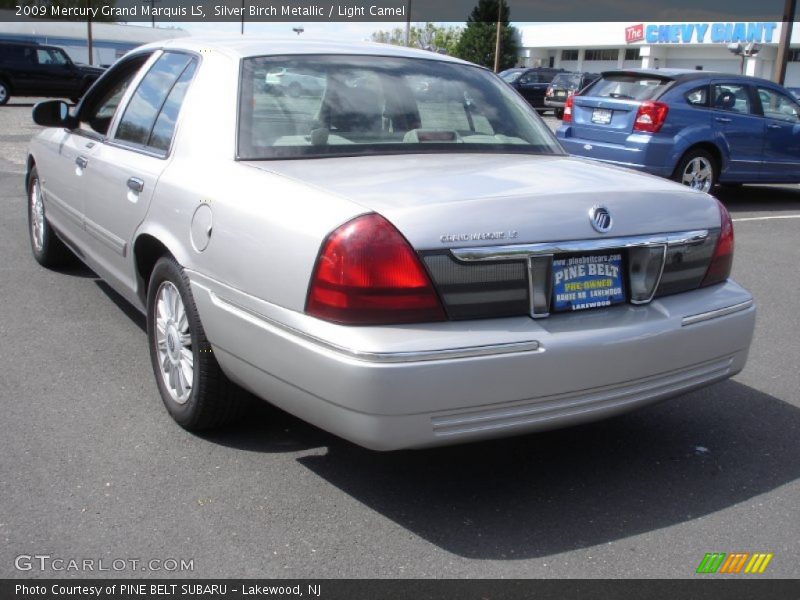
[26,39,755,450]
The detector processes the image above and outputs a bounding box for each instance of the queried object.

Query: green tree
[372,22,463,56]
[453,0,518,71]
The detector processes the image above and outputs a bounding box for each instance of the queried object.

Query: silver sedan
[26,38,755,450]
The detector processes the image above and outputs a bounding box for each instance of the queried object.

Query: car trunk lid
[245,153,719,250]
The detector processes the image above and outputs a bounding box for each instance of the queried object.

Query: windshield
[585,74,670,101]
[238,55,561,160]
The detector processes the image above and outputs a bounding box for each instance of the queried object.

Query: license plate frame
[551,252,626,312]
[591,108,613,124]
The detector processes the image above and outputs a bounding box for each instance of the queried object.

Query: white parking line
[732,214,800,223]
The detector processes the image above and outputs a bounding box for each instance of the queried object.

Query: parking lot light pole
[493,1,502,72]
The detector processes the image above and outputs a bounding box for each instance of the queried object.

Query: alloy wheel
[154,281,194,404]
[681,157,714,192]
[29,179,45,252]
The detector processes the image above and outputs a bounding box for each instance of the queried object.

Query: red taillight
[633,101,669,133]
[701,199,734,287]
[306,214,446,325]
[563,94,574,122]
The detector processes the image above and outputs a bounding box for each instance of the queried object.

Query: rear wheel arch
[673,142,723,177]
[133,234,174,305]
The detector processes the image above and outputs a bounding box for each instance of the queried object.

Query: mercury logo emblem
[589,205,613,233]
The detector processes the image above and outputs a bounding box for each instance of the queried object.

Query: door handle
[127,177,144,193]
[767,123,782,129]
[75,155,88,168]
[714,117,732,123]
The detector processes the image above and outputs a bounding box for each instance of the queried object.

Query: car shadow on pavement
[715,184,800,212]
[94,279,146,332]
[272,379,800,559]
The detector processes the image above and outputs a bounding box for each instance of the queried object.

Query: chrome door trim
[84,216,127,256]
[43,188,83,227]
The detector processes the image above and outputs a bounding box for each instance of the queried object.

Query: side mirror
[32,100,76,128]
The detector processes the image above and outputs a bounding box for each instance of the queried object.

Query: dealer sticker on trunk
[552,253,625,312]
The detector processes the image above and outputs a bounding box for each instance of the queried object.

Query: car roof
[136,37,472,66]
[599,68,784,87]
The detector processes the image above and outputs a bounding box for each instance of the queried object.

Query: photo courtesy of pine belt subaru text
[26,39,755,450]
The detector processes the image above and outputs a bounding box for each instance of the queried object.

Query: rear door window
[115,52,194,148]
[586,74,670,101]
[712,84,752,114]
[36,48,69,66]
[148,61,198,151]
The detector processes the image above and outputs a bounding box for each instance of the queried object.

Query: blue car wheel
[673,149,717,192]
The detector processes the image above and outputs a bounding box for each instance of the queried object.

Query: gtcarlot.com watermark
[14,554,194,573]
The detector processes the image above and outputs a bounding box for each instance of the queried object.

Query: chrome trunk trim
[681,299,754,326]
[451,230,709,318]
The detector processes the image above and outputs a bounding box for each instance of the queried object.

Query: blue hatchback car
[556,69,800,191]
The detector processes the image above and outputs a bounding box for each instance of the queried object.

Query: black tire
[555,108,564,119]
[146,256,249,431]
[672,149,717,192]
[0,79,10,105]
[27,166,73,267]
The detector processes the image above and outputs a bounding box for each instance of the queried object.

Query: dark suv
[0,41,104,105]
[499,67,566,114]
[545,71,600,119]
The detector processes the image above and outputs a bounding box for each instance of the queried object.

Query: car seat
[715,91,736,111]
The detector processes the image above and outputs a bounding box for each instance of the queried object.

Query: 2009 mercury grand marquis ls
[26,38,755,450]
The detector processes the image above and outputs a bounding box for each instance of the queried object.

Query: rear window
[499,70,523,83]
[551,73,581,88]
[586,74,671,101]
[238,55,562,160]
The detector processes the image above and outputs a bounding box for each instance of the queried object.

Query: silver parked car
[26,39,755,450]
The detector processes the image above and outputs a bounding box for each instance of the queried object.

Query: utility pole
[772,0,797,84]
[86,0,93,66]
[241,0,245,34]
[404,0,412,46]
[493,0,502,72]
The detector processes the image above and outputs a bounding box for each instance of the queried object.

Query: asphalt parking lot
[1,100,798,579]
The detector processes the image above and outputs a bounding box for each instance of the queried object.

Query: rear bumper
[556,126,676,178]
[544,98,567,109]
[190,273,755,450]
